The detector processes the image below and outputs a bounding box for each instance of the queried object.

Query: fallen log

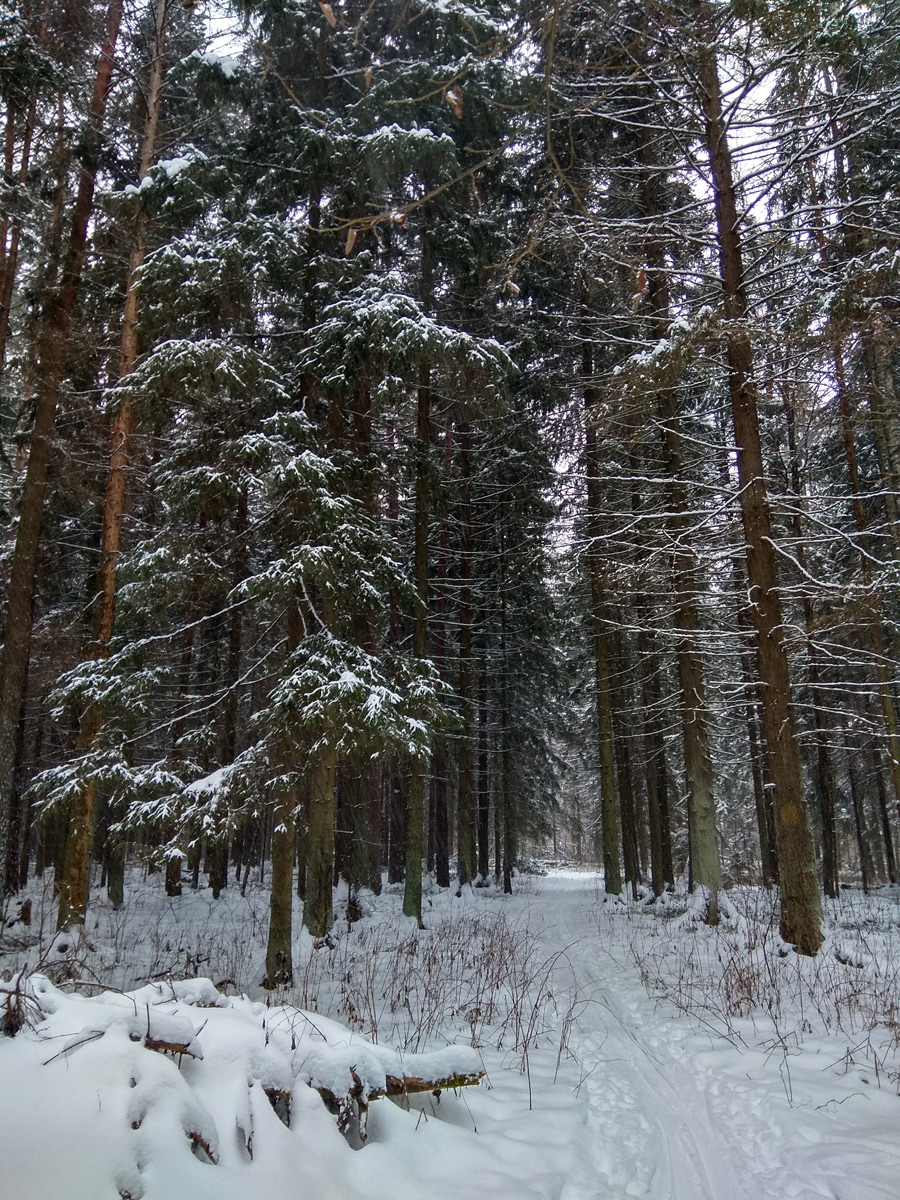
[316,1066,485,1140]
[383,1071,484,1097]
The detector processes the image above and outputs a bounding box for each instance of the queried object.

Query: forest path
[526,872,900,1200]
[530,875,751,1200]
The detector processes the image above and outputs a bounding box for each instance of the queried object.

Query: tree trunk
[696,26,822,952]
[845,735,871,892]
[779,382,840,899]
[430,417,453,889]
[303,750,336,938]
[0,94,36,381]
[637,627,667,897]
[871,745,897,885]
[582,342,622,895]
[1,0,125,905]
[386,762,406,885]
[456,420,477,887]
[56,0,167,926]
[404,356,431,921]
[611,632,640,900]
[635,145,722,918]
[477,668,490,882]
[265,779,296,986]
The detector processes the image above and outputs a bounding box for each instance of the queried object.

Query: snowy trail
[528,878,752,1200]
[526,872,900,1200]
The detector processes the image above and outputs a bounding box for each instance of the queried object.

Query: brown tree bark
[582,340,622,895]
[637,624,668,897]
[430,416,454,888]
[695,26,822,952]
[0,94,37,382]
[0,0,125,903]
[637,149,722,918]
[611,633,639,901]
[499,528,514,895]
[455,418,477,887]
[403,355,431,921]
[56,0,166,926]
[778,381,840,898]
[477,667,490,882]
[264,775,296,986]
[303,749,336,937]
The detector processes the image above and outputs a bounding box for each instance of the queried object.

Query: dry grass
[1,871,562,1066]
[620,885,900,1086]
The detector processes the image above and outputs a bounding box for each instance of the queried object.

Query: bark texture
[0,0,125,904]
[696,28,822,953]
[57,0,165,926]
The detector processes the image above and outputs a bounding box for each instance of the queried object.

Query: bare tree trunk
[404,356,431,921]
[456,420,477,887]
[0,0,124,897]
[386,762,406,885]
[638,154,722,917]
[637,627,667,897]
[430,418,453,889]
[265,776,296,986]
[56,0,164,926]
[304,749,336,938]
[0,94,37,381]
[582,340,622,895]
[872,745,897,885]
[499,536,513,895]
[610,632,640,899]
[779,382,840,898]
[696,27,822,952]
[301,383,345,939]
[477,666,490,882]
[845,734,872,892]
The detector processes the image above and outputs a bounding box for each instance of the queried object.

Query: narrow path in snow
[524,873,900,1200]
[529,877,751,1200]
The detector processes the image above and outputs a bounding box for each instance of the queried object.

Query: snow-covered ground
[2,870,899,1199]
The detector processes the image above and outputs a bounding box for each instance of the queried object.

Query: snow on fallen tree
[0,971,484,1183]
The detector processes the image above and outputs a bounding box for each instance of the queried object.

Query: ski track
[527,875,900,1200]
[540,884,750,1200]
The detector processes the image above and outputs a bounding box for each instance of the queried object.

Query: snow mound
[0,973,483,1200]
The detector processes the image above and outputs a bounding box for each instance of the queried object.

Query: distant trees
[1,0,899,960]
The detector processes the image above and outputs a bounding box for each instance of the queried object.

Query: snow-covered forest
[2,0,900,1196]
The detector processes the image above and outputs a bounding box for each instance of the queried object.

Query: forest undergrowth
[618,882,900,1095]
[5,869,900,1096]
[0,869,563,1065]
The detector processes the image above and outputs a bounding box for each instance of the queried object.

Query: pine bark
[456,419,477,886]
[265,778,296,986]
[637,147,722,916]
[0,0,124,905]
[477,669,490,882]
[696,27,822,952]
[0,93,36,381]
[779,384,840,898]
[56,0,165,926]
[582,341,622,895]
[304,750,336,937]
[430,418,454,888]
[403,356,431,921]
